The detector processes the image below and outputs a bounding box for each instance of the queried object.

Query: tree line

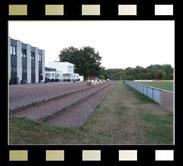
[58,46,173,80]
[105,65,173,80]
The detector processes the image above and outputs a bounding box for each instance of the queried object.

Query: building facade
[45,67,63,81]
[48,62,74,81]
[9,37,45,84]
[47,62,84,82]
[73,73,80,81]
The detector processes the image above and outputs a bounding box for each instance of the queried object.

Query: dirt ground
[9,81,173,145]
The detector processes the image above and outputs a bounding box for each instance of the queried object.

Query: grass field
[138,82,173,91]
[9,81,173,145]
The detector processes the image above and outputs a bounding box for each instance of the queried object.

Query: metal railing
[125,81,174,112]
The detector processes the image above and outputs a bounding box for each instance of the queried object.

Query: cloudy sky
[9,21,174,69]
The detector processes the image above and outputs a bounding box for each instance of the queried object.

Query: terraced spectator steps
[15,82,112,124]
[48,83,113,128]
[10,82,108,115]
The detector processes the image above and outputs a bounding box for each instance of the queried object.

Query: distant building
[48,62,84,82]
[45,67,63,81]
[48,62,75,81]
[73,73,80,81]
[79,76,84,82]
[86,76,98,80]
[9,37,45,84]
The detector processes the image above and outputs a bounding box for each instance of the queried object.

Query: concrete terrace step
[48,83,113,128]
[16,82,111,122]
[10,82,106,115]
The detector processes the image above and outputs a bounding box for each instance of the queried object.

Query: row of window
[11,66,17,73]
[22,49,27,58]
[31,52,35,60]
[39,54,42,61]
[31,68,35,74]
[46,73,60,77]
[22,67,27,73]
[10,45,42,61]
[10,46,16,55]
[11,67,36,74]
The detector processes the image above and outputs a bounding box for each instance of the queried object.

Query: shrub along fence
[125,81,174,112]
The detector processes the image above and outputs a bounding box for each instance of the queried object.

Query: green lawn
[138,82,173,91]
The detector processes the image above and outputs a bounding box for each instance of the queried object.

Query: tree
[59,46,79,63]
[156,70,166,79]
[167,73,173,80]
[121,71,126,80]
[59,46,103,78]
[100,67,109,79]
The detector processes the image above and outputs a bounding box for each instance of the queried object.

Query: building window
[22,67,27,73]
[10,45,16,55]
[46,73,51,77]
[31,52,35,60]
[11,66,17,73]
[39,54,42,61]
[31,68,35,74]
[22,49,27,58]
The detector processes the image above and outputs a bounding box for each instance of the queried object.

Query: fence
[125,81,174,112]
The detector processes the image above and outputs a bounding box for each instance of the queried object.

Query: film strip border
[6,2,175,19]
[8,4,174,16]
[7,149,176,162]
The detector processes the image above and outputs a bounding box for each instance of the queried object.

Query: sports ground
[9,81,173,145]
[137,82,173,91]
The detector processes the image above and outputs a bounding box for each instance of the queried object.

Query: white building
[73,73,80,81]
[48,62,84,82]
[48,62,74,81]
[79,76,84,81]
[45,67,63,81]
